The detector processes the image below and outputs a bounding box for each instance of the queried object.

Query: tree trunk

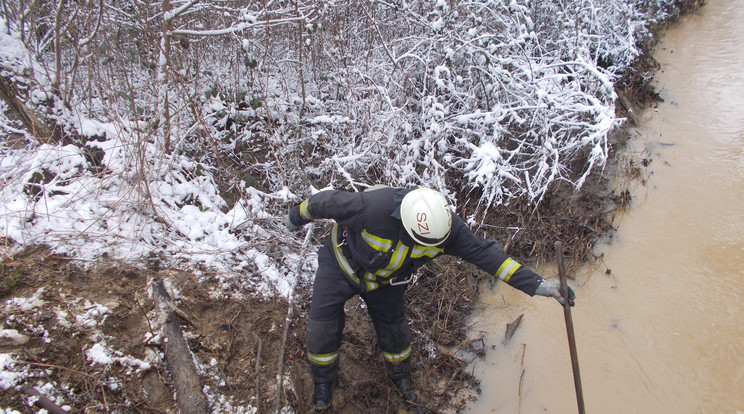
[0,75,53,142]
[161,0,173,153]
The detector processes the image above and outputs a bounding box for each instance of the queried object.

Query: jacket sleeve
[288,190,365,227]
[444,215,543,296]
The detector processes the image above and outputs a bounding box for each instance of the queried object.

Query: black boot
[392,375,418,405]
[313,382,333,411]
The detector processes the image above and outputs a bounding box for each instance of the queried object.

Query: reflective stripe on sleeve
[299,199,312,220]
[362,272,379,291]
[382,346,411,363]
[361,230,393,252]
[364,184,390,192]
[308,351,339,366]
[496,258,521,282]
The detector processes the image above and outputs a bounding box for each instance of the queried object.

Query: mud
[0,245,482,413]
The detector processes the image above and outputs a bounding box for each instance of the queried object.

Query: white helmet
[400,188,452,246]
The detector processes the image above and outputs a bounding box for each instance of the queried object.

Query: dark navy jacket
[289,186,542,294]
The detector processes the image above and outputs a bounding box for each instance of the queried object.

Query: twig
[21,361,97,379]
[518,343,527,414]
[275,223,314,414]
[23,386,70,414]
[135,297,155,339]
[255,333,263,413]
[100,383,109,411]
[225,309,242,360]
[167,301,199,328]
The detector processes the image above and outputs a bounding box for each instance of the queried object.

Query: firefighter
[285,186,574,411]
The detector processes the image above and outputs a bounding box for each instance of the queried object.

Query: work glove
[284,212,301,232]
[535,279,575,306]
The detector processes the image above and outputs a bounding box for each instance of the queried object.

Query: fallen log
[151,277,209,414]
[616,89,642,126]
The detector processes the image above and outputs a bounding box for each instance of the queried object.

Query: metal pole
[554,241,586,414]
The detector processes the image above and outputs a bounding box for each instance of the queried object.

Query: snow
[0,125,300,282]
[86,343,152,372]
[3,290,45,312]
[86,343,115,364]
[0,330,27,344]
[0,354,24,391]
[0,19,34,77]
[75,301,110,329]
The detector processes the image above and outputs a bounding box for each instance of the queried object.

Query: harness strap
[331,224,361,286]
[331,224,434,291]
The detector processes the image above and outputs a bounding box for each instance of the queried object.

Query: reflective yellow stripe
[374,241,409,278]
[331,224,360,284]
[382,346,411,363]
[410,245,444,259]
[496,258,521,282]
[331,225,413,292]
[299,199,312,220]
[308,351,339,365]
[366,280,378,291]
[361,230,393,252]
[362,272,379,291]
[364,184,390,192]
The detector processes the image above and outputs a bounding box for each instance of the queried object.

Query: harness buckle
[389,272,417,286]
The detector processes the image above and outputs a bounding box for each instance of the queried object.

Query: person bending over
[285,186,574,411]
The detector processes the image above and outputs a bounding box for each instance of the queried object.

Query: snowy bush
[1,0,683,276]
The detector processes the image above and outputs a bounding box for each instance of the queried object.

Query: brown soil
[0,244,483,413]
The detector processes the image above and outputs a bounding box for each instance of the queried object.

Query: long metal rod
[554,241,586,414]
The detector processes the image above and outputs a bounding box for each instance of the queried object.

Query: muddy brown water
[465,1,744,413]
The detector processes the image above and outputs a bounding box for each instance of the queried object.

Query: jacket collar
[390,187,414,220]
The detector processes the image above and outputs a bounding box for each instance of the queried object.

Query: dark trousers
[305,241,412,384]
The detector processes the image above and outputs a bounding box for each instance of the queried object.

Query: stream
[466,0,744,412]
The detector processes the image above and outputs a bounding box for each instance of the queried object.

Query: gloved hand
[535,279,575,306]
[284,213,301,232]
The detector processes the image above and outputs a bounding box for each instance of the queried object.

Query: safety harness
[331,223,443,292]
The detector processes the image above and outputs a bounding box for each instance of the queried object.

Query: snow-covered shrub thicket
[277,0,680,216]
[192,0,680,217]
[1,0,683,274]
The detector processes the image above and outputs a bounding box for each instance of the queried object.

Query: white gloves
[535,279,575,306]
[285,213,301,232]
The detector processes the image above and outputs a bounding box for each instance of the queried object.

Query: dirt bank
[1,243,483,413]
